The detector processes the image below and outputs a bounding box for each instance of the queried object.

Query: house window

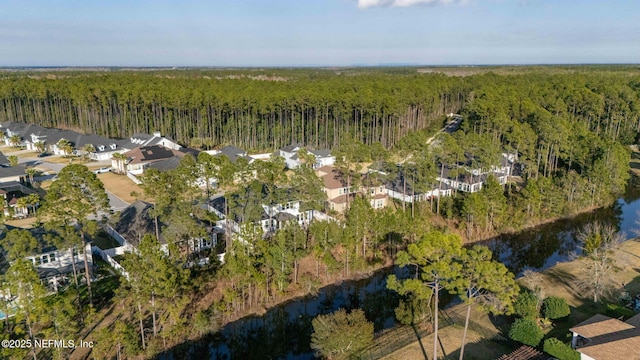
[42,255,49,264]
[49,253,56,262]
[35,257,42,265]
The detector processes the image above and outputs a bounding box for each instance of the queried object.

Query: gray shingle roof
[0,165,26,179]
[147,156,183,172]
[310,149,332,157]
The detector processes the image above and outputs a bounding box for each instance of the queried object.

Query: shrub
[543,338,580,360]
[514,291,539,319]
[605,303,636,319]
[509,318,544,346]
[543,296,570,319]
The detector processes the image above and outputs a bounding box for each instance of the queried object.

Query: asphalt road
[17,155,129,212]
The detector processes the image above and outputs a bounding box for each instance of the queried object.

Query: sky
[1,0,639,66]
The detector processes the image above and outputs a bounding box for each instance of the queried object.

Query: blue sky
[1,0,639,66]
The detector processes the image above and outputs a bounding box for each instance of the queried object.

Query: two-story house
[0,226,93,293]
[112,200,216,257]
[279,144,336,169]
[120,145,189,175]
[316,166,355,213]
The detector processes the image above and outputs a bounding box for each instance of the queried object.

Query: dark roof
[181,147,201,157]
[384,171,419,194]
[220,146,245,156]
[130,133,154,141]
[309,149,331,157]
[209,196,227,215]
[217,146,248,163]
[0,165,26,179]
[74,134,118,153]
[0,152,9,166]
[0,225,62,276]
[147,156,183,172]
[114,200,165,245]
[275,212,296,221]
[31,128,83,146]
[280,144,300,153]
[123,145,185,165]
[438,165,504,184]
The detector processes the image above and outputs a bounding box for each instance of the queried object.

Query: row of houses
[315,152,516,215]
[1,122,182,160]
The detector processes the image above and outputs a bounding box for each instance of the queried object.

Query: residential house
[112,200,216,256]
[279,144,335,169]
[570,313,640,360]
[218,145,254,164]
[0,181,41,218]
[309,149,336,169]
[0,225,93,293]
[207,189,316,235]
[123,132,182,151]
[279,144,301,169]
[316,166,355,213]
[437,168,506,193]
[435,153,515,193]
[120,145,189,175]
[74,134,122,161]
[381,171,452,204]
[359,173,390,209]
[0,165,28,185]
[1,122,182,160]
[0,122,46,146]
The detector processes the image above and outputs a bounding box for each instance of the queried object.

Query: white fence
[126,171,142,184]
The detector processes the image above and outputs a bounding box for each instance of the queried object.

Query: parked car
[37,152,51,158]
[93,167,111,174]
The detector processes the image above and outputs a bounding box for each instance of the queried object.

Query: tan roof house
[318,166,354,214]
[570,314,640,360]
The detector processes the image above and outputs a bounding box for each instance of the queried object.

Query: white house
[125,132,182,151]
[309,149,336,169]
[26,243,93,292]
[112,201,215,257]
[0,225,93,293]
[260,200,314,232]
[208,194,316,236]
[279,144,301,169]
[279,145,335,169]
[381,169,453,203]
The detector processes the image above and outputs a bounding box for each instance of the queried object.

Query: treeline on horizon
[0,66,635,152]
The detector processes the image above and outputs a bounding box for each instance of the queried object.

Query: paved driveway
[18,158,129,212]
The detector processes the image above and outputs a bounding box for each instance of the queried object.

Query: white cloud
[357,0,460,9]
